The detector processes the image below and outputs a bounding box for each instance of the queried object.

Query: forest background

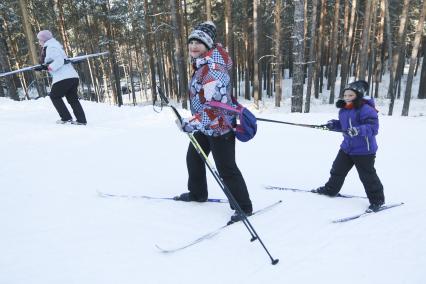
[0,0,425,116]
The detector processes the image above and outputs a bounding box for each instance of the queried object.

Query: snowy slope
[0,97,425,284]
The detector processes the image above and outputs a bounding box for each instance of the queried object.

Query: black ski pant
[186,131,252,213]
[50,78,87,123]
[325,149,385,205]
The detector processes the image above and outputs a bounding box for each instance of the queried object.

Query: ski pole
[157,87,279,265]
[256,117,342,132]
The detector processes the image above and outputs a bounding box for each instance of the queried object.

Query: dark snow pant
[186,131,252,213]
[50,78,87,123]
[325,149,385,205]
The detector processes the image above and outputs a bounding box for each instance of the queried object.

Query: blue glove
[347,127,359,137]
[175,118,195,133]
[325,120,335,130]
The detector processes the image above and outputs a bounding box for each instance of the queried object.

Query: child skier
[313,80,385,212]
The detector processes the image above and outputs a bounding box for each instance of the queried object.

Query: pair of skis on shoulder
[0,52,109,78]
[265,185,404,223]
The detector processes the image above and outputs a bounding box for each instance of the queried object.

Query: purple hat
[37,30,53,42]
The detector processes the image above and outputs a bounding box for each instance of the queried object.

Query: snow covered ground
[0,96,425,284]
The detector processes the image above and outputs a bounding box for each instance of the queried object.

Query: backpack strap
[205,100,240,129]
[206,100,239,114]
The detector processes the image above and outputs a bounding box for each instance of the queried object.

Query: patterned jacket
[186,44,236,136]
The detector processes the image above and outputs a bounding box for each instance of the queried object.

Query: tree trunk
[401,0,425,116]
[266,63,272,97]
[101,0,122,106]
[205,0,212,21]
[225,0,236,98]
[418,37,426,99]
[339,0,355,97]
[274,0,282,107]
[328,0,340,104]
[303,0,309,79]
[151,2,166,101]
[368,0,378,92]
[253,0,260,107]
[291,0,305,113]
[53,0,71,55]
[127,43,136,105]
[0,17,18,100]
[170,0,188,107]
[305,0,318,112]
[388,0,410,115]
[374,0,385,98]
[357,0,373,80]
[179,0,189,107]
[18,0,47,98]
[143,0,157,102]
[314,0,326,99]
[166,40,174,100]
[243,0,251,100]
[155,37,168,99]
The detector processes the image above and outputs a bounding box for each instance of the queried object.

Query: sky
[0,89,425,284]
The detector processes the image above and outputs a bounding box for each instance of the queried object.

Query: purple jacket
[329,98,379,155]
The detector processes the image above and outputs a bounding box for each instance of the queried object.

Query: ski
[64,51,109,64]
[97,191,228,203]
[332,202,404,223]
[155,200,283,253]
[264,185,367,199]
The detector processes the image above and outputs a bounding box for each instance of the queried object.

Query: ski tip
[155,244,172,253]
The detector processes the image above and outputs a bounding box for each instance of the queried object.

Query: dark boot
[311,186,338,197]
[366,202,384,213]
[228,209,253,224]
[174,192,207,202]
[71,121,87,125]
[56,119,72,124]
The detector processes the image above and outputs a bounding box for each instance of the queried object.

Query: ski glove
[175,118,195,133]
[34,64,49,71]
[347,127,359,137]
[325,120,336,130]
